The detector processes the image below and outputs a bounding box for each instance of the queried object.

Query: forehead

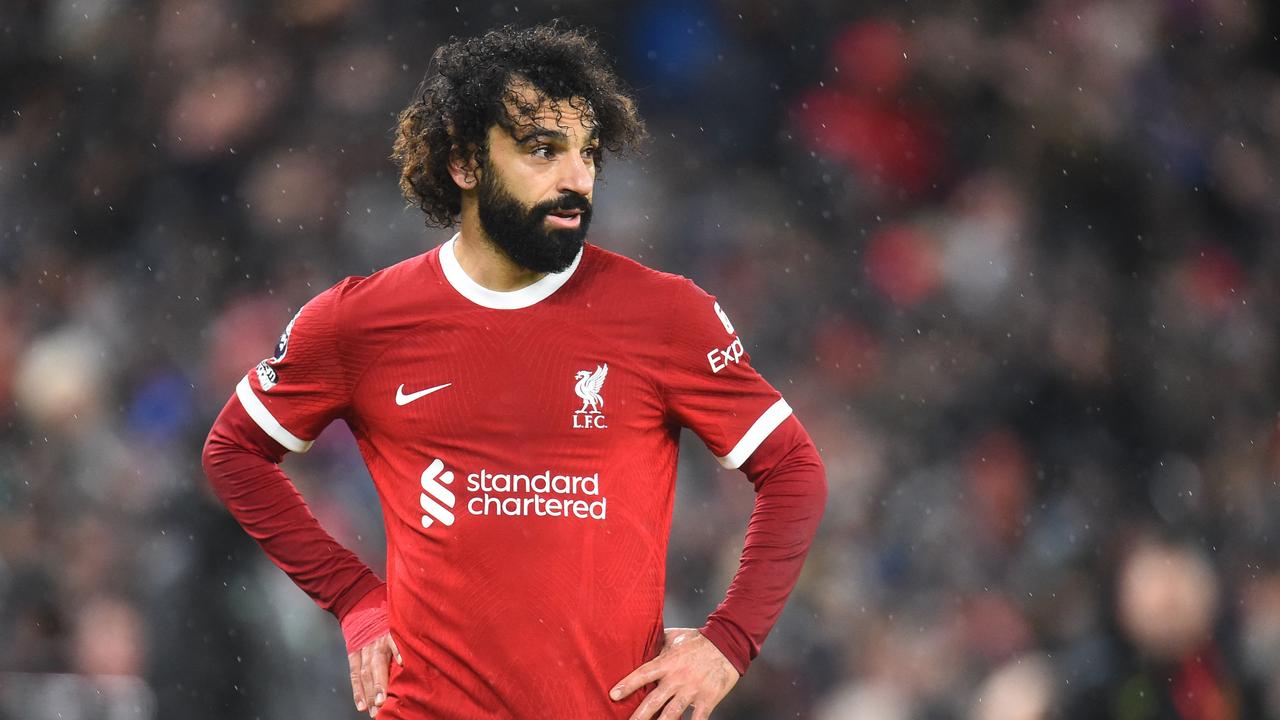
[501,82,595,136]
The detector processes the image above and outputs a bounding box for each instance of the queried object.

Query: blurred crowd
[3,0,1280,718]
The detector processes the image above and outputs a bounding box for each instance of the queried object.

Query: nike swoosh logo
[396,383,452,406]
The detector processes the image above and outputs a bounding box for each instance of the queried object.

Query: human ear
[448,145,479,190]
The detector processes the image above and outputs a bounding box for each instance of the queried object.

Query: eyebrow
[515,127,602,145]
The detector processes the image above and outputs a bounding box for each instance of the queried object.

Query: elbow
[800,441,828,520]
[757,430,828,521]
[201,395,269,498]
[201,421,237,499]
[202,394,284,476]
[775,426,828,524]
[813,454,829,520]
[201,426,224,479]
[201,402,241,478]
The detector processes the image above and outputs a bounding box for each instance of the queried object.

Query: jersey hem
[235,375,314,453]
[716,398,793,469]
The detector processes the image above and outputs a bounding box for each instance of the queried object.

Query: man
[202,23,826,720]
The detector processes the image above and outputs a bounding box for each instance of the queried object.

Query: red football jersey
[235,236,792,718]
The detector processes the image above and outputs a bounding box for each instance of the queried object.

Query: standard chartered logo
[417,458,607,531]
[419,458,456,528]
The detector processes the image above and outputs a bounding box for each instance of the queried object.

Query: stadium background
[3,0,1280,718]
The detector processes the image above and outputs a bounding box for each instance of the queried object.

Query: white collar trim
[438,232,583,310]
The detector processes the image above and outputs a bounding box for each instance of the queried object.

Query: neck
[453,203,547,291]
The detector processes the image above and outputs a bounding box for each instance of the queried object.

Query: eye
[583,146,600,164]
[531,144,554,159]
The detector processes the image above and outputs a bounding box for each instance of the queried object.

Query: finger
[359,645,378,716]
[691,705,711,720]
[628,682,675,720]
[612,660,664,700]
[371,642,391,708]
[388,634,404,666]
[657,694,693,720]
[348,651,368,712]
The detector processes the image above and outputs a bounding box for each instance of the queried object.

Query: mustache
[532,193,592,217]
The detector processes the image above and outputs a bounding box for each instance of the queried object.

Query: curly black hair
[391,22,646,227]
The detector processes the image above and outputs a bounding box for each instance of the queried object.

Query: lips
[545,211,581,228]
[545,206,584,228]
[536,194,590,231]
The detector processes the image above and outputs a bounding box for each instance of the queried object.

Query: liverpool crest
[573,363,608,430]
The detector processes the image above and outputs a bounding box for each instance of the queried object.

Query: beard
[475,163,592,274]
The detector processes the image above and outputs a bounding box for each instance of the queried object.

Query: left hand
[610,628,740,720]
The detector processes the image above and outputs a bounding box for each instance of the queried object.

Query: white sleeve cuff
[235,375,314,453]
[715,398,793,470]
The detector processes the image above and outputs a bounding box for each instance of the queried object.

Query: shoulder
[576,246,728,348]
[285,247,449,381]
[281,248,451,382]
[580,243,705,300]
[321,247,447,329]
[331,248,439,305]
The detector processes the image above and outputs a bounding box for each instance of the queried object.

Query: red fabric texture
[698,415,827,675]
[340,585,391,654]
[204,394,825,674]
[201,396,384,621]
[203,393,826,673]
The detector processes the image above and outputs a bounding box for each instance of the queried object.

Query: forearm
[202,396,384,620]
[699,416,827,675]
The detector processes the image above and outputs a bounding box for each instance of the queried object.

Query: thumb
[388,634,403,666]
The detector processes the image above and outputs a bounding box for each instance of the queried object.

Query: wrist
[698,620,749,676]
[339,584,389,653]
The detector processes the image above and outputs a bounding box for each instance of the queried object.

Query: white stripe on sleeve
[716,398,793,470]
[235,375,314,454]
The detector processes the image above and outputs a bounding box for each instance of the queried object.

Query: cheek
[494,179,540,209]
[508,165,555,200]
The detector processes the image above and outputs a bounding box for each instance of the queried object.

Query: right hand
[348,631,403,717]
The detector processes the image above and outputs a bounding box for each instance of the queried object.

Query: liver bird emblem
[574,364,608,414]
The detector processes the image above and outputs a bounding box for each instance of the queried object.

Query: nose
[557,151,594,198]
